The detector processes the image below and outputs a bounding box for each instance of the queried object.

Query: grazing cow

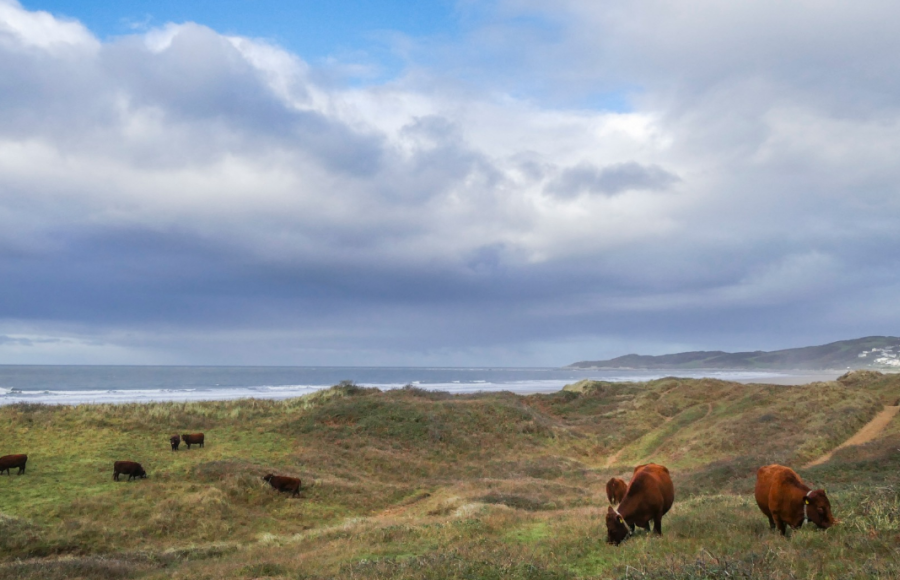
[755,464,834,536]
[113,461,147,481]
[170,434,181,451]
[606,463,675,545]
[0,454,27,475]
[181,433,204,449]
[263,474,301,497]
[606,477,627,505]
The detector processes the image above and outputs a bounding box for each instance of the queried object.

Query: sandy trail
[805,405,900,467]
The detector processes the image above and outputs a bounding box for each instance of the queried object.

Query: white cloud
[1,1,899,364]
[0,0,97,54]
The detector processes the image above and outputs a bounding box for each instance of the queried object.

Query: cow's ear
[804,498,810,505]
[618,516,626,525]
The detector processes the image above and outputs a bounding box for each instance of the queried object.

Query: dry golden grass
[1,372,900,578]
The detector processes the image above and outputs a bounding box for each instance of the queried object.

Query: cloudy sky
[1,0,898,366]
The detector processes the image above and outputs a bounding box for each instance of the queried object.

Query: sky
[1,0,899,366]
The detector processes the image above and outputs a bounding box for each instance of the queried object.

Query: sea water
[0,365,790,406]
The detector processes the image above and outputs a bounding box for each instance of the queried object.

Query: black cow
[0,454,27,475]
[113,461,147,481]
[263,474,301,497]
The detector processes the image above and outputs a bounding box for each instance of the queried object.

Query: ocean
[0,365,797,406]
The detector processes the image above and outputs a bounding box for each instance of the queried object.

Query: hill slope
[568,335,900,370]
[3,373,900,579]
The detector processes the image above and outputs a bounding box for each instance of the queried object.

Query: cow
[263,474,301,497]
[170,434,181,451]
[113,461,147,481]
[0,454,27,475]
[606,463,675,545]
[606,477,627,505]
[755,464,834,536]
[181,433,204,449]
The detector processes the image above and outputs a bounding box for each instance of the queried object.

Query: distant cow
[170,434,181,451]
[755,464,834,536]
[606,463,675,545]
[263,474,301,497]
[181,433,204,449]
[0,454,27,475]
[113,461,147,481]
[606,477,627,505]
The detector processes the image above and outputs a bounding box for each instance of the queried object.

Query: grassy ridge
[2,374,900,578]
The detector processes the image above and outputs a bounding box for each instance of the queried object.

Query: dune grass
[2,373,900,578]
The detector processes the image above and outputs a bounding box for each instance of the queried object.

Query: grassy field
[2,373,900,579]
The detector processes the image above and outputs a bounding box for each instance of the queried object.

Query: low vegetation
[2,373,900,578]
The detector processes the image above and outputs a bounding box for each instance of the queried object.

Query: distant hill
[567,336,900,370]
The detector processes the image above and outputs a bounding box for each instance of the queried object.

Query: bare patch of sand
[806,405,900,467]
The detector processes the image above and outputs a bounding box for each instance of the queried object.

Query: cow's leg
[639,521,651,532]
[766,514,776,530]
[653,514,663,535]
[18,464,25,475]
[114,471,119,481]
[774,516,788,536]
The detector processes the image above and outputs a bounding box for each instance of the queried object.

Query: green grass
[2,372,900,578]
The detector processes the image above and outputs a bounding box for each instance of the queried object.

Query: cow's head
[606,506,630,545]
[138,467,147,479]
[805,489,834,529]
[263,474,274,483]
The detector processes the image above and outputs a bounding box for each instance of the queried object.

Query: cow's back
[0,454,27,466]
[0,454,27,474]
[183,433,204,446]
[621,463,674,517]
[755,464,798,515]
[755,464,780,516]
[607,477,627,504]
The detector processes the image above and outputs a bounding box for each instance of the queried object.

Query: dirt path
[605,402,713,468]
[805,406,900,468]
[637,403,713,464]
[604,448,624,468]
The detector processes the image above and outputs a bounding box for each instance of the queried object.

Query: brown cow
[606,477,627,505]
[606,463,675,545]
[263,474,301,497]
[181,433,204,449]
[113,461,147,481]
[755,464,834,536]
[0,454,27,475]
[170,434,181,451]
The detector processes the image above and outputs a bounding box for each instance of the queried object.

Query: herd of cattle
[2,448,835,545]
[603,462,834,544]
[1,432,303,497]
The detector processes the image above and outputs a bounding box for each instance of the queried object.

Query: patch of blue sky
[22,0,458,65]
[576,88,638,114]
[22,1,636,107]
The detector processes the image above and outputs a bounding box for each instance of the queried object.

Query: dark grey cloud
[546,161,680,198]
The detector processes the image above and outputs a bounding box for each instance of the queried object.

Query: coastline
[0,367,874,406]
